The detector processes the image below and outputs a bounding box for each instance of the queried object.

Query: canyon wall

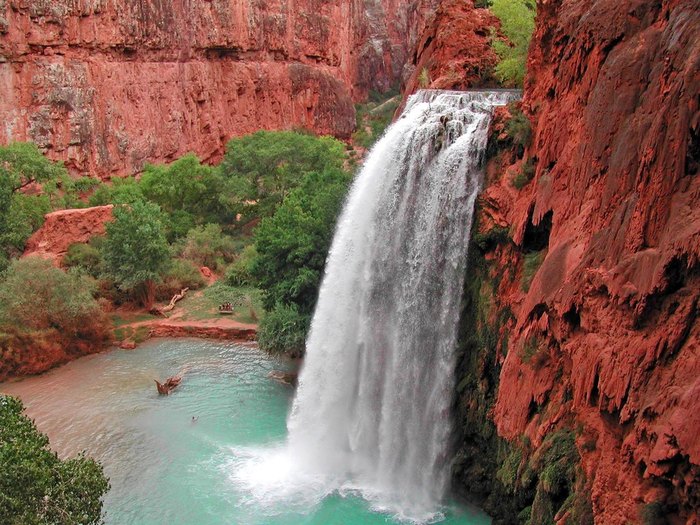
[448,0,699,524]
[0,0,436,177]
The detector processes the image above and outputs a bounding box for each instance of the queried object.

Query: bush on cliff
[220,131,347,222]
[490,0,536,87]
[102,200,170,309]
[0,395,109,524]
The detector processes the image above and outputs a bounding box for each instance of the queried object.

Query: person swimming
[191,416,198,423]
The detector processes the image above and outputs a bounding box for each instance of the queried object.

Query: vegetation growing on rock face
[0,395,109,525]
[352,89,401,150]
[489,0,536,87]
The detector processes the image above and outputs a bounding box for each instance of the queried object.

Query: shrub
[0,257,106,336]
[522,250,546,291]
[496,447,523,493]
[63,241,103,277]
[474,226,511,252]
[156,259,206,300]
[179,223,236,271]
[418,67,431,89]
[506,106,532,150]
[257,304,309,357]
[225,244,258,287]
[512,159,535,190]
[490,0,536,87]
[641,502,667,525]
[0,395,109,524]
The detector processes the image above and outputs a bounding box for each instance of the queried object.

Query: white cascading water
[231,90,518,523]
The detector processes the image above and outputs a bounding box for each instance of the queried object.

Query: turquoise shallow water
[0,338,490,525]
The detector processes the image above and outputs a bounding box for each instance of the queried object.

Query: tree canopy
[0,143,67,268]
[102,200,170,308]
[220,131,347,220]
[0,257,104,335]
[140,153,229,229]
[0,395,109,525]
[251,168,351,354]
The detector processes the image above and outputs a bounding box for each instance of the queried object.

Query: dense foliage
[490,0,536,87]
[0,257,104,334]
[140,154,229,239]
[256,303,308,356]
[0,395,109,525]
[0,143,69,269]
[1,132,350,357]
[220,131,347,221]
[102,200,170,308]
[252,168,351,353]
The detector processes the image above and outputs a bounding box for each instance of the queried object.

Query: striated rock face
[23,205,113,263]
[451,1,699,523]
[400,0,499,100]
[0,0,437,177]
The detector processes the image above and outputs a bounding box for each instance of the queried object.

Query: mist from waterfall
[231,90,518,524]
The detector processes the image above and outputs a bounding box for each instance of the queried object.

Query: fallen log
[155,375,182,395]
[161,288,189,313]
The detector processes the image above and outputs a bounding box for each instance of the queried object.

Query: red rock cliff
[0,0,436,177]
[461,0,699,523]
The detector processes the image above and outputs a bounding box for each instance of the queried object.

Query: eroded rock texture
[0,0,436,177]
[401,0,499,98]
[455,1,699,523]
[23,205,114,263]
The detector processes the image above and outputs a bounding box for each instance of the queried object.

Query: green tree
[0,143,67,267]
[102,200,170,309]
[88,176,144,207]
[140,153,228,231]
[251,168,351,353]
[0,395,109,525]
[220,131,347,221]
[0,142,67,193]
[178,223,236,271]
[490,0,536,87]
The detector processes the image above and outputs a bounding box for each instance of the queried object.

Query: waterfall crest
[232,90,518,523]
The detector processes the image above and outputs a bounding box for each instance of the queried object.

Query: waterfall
[231,90,518,523]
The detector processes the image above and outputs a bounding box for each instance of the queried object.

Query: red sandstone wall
[479,0,699,522]
[400,0,500,98]
[0,0,436,177]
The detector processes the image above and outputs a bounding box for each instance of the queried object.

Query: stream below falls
[0,338,491,524]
